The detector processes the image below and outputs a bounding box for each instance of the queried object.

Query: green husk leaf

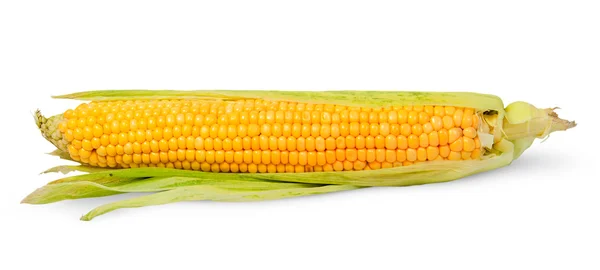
[80,185,358,221]
[47,149,73,160]
[116,176,319,191]
[22,182,123,204]
[510,137,536,160]
[22,176,320,204]
[54,90,505,111]
[42,165,111,174]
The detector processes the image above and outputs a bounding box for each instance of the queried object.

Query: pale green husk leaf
[55,90,504,111]
[80,185,357,221]
[22,176,322,204]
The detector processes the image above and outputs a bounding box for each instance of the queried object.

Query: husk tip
[51,94,68,99]
[21,193,38,204]
[33,109,44,128]
[546,107,577,132]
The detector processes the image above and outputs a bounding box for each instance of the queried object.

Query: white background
[1,0,598,269]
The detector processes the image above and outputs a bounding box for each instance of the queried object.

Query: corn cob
[27,90,575,220]
[47,100,485,171]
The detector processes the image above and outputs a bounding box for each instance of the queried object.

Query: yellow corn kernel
[397,110,408,124]
[448,151,461,161]
[417,148,427,161]
[397,135,408,150]
[433,106,445,117]
[450,137,464,152]
[368,161,381,170]
[418,112,430,125]
[442,115,454,129]
[406,148,417,162]
[411,124,423,136]
[438,129,449,146]
[396,149,406,162]
[407,134,419,149]
[422,123,433,134]
[449,128,462,144]
[474,137,481,149]
[463,127,477,138]
[353,160,367,170]
[419,133,429,148]
[439,145,450,158]
[385,135,397,150]
[408,111,418,125]
[427,146,439,161]
[453,109,463,127]
[463,137,476,152]
[472,113,480,129]
[428,131,439,147]
[385,150,396,163]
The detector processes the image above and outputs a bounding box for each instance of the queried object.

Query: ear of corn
[25,90,575,220]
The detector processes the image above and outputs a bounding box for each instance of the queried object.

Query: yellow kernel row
[61,122,479,142]
[65,101,479,127]
[67,132,481,155]
[69,146,481,169]
[70,148,481,171]
[66,100,475,119]
[61,126,479,149]
[62,110,480,130]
